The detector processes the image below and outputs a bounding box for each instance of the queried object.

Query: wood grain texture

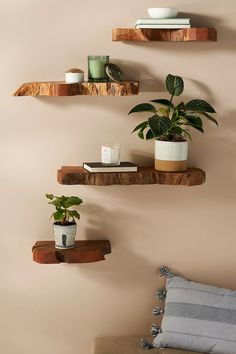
[112,28,217,42]
[13,81,139,96]
[32,240,111,264]
[57,166,206,186]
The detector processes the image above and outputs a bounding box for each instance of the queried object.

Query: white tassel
[159,265,169,277]
[156,288,166,302]
[153,307,164,317]
[151,324,162,336]
[140,339,154,350]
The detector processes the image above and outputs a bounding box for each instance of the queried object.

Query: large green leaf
[182,129,192,141]
[177,101,186,111]
[146,129,155,140]
[150,99,174,109]
[55,195,67,208]
[128,103,156,115]
[138,129,145,139]
[166,74,184,97]
[186,99,216,113]
[68,210,80,220]
[135,123,148,139]
[65,196,83,208]
[172,126,183,135]
[131,121,148,133]
[184,115,203,127]
[184,115,204,133]
[199,111,218,126]
[53,210,64,222]
[191,125,204,133]
[48,199,62,208]
[148,115,172,138]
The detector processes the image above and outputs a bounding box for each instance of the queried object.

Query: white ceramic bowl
[148,8,178,19]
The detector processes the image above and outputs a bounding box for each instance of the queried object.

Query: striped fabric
[153,274,236,354]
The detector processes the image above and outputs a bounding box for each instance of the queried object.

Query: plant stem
[168,94,174,118]
[62,209,68,225]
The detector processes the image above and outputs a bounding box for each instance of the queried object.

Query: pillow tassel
[140,338,154,350]
[153,307,165,317]
[159,265,170,277]
[151,324,162,336]
[156,288,166,302]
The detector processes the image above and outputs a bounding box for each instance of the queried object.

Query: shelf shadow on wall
[74,203,159,288]
[113,59,164,93]
[110,60,216,96]
[129,151,153,167]
[181,12,236,52]
[191,109,236,198]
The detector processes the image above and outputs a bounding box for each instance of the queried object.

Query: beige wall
[1,0,236,353]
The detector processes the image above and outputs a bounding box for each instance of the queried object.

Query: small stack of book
[83,162,138,173]
[135,18,191,29]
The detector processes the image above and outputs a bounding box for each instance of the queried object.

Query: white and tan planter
[53,223,77,249]
[155,140,188,172]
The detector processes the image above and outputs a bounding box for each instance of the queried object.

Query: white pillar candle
[101,145,112,164]
[101,144,120,165]
[111,144,120,164]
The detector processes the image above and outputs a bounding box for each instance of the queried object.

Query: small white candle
[111,144,120,164]
[101,144,120,165]
[101,145,112,164]
[65,68,84,83]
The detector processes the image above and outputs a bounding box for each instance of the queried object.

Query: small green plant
[129,74,218,141]
[46,194,83,225]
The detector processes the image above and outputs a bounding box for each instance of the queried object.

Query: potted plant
[46,194,83,249]
[128,74,218,172]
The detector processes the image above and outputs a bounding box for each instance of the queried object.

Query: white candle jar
[65,68,84,83]
[101,144,120,166]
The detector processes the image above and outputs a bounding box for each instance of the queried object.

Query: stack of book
[135,18,191,29]
[83,162,138,173]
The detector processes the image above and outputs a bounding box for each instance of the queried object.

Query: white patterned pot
[155,140,188,172]
[53,223,77,249]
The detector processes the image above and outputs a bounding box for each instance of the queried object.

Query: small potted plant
[46,194,83,249]
[129,74,218,172]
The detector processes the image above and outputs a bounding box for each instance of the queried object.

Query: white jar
[101,144,120,165]
[65,68,84,83]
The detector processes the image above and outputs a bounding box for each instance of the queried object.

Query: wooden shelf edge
[57,166,206,186]
[32,240,111,264]
[13,81,139,96]
[112,28,217,42]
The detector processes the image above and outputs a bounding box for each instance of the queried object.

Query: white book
[135,18,191,25]
[135,24,191,29]
[83,162,138,173]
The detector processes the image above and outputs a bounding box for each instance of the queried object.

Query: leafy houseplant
[46,194,83,249]
[129,74,218,172]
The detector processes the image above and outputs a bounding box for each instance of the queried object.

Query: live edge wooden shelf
[13,81,139,96]
[32,240,111,264]
[112,28,217,42]
[57,166,205,186]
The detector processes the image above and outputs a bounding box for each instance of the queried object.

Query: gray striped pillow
[153,271,236,354]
